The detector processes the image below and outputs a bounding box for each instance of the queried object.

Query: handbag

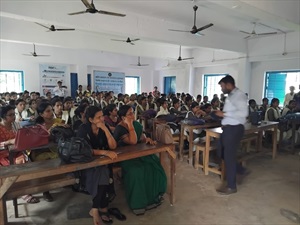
[155,123,174,144]
[14,124,50,151]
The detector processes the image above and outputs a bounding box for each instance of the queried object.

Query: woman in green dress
[113,105,167,215]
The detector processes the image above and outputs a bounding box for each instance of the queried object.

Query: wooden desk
[0,143,176,225]
[204,121,278,176]
[179,122,220,163]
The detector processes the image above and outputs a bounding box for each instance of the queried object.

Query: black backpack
[50,126,74,143]
[58,137,94,164]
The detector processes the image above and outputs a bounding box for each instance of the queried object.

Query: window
[203,74,227,101]
[125,76,140,94]
[264,71,300,106]
[0,70,24,93]
[164,76,176,94]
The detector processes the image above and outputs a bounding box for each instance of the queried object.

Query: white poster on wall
[94,71,125,94]
[39,64,67,96]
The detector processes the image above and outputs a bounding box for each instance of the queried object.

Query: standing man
[53,81,67,100]
[284,86,295,107]
[213,75,248,195]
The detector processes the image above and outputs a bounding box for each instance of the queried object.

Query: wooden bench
[0,143,176,225]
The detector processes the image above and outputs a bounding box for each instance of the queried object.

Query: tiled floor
[6,152,300,225]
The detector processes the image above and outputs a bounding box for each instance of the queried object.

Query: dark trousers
[218,124,245,189]
[92,185,109,209]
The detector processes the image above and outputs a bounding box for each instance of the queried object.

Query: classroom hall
[0,1,299,225]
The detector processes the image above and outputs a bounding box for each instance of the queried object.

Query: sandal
[108,208,126,221]
[99,211,113,224]
[22,194,40,204]
[43,191,54,202]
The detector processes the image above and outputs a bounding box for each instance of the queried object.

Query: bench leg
[0,198,8,225]
[13,198,18,218]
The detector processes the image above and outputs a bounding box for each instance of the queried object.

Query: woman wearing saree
[113,105,166,215]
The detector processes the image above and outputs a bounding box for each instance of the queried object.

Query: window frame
[0,70,24,93]
[203,73,228,100]
[125,76,140,94]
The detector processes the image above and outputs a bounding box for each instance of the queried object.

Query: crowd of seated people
[1,85,300,224]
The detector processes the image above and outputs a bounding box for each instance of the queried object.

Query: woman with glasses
[113,105,166,215]
[0,105,39,203]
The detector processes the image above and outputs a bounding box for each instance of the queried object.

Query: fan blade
[181,57,194,61]
[196,23,213,32]
[36,55,50,57]
[111,39,126,42]
[22,54,33,56]
[131,38,140,42]
[195,32,205,36]
[168,29,190,33]
[56,28,75,31]
[244,35,251,39]
[81,0,93,9]
[239,30,251,35]
[35,22,49,29]
[68,11,87,15]
[257,32,278,36]
[98,10,126,17]
[139,64,149,66]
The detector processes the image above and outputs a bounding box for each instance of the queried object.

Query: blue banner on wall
[94,71,125,93]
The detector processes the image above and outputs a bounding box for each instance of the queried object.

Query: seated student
[181,95,192,112]
[0,105,39,203]
[155,98,169,118]
[148,95,158,111]
[211,97,220,111]
[265,98,292,142]
[72,104,88,132]
[135,96,149,120]
[201,95,209,105]
[76,106,118,225]
[259,97,269,119]
[63,96,76,126]
[118,94,129,109]
[169,98,181,116]
[103,104,121,133]
[34,102,67,202]
[113,105,166,215]
[248,99,258,114]
[185,102,207,141]
[282,100,296,117]
[14,98,26,122]
[101,92,112,109]
[22,99,38,121]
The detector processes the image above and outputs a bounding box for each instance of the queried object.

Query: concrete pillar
[188,64,195,95]
[237,58,251,96]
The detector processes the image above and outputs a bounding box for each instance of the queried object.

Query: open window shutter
[265,72,286,104]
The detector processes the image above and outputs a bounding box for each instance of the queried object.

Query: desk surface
[0,143,174,181]
[206,121,278,134]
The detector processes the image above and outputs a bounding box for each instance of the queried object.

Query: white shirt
[222,88,248,126]
[53,86,67,97]
[284,93,295,107]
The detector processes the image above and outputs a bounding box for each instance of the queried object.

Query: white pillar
[188,64,195,95]
[237,58,251,96]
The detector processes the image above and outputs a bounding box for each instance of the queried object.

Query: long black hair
[118,105,131,119]
[103,104,117,116]
[85,106,102,124]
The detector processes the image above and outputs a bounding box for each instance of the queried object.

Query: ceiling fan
[239,22,278,39]
[35,23,75,32]
[176,46,194,61]
[111,37,140,45]
[22,44,50,57]
[169,5,213,36]
[68,0,126,17]
[130,57,149,66]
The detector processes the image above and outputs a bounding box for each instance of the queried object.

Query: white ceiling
[0,0,299,59]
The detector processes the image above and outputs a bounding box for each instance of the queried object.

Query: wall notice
[94,71,125,93]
